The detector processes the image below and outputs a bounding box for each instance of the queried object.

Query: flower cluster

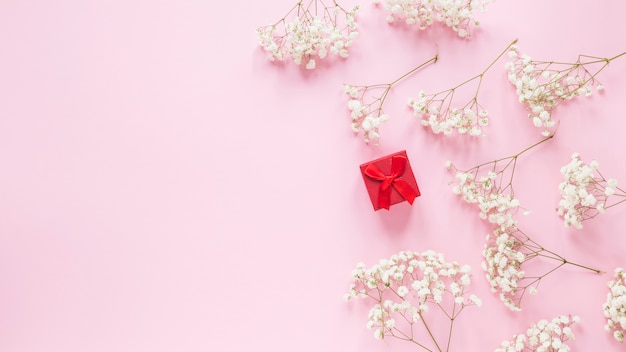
[482,227,528,311]
[256,0,360,69]
[448,136,601,310]
[374,0,493,38]
[603,267,626,343]
[447,135,538,231]
[409,90,489,136]
[496,315,580,352]
[344,84,390,144]
[506,46,625,136]
[557,153,625,229]
[448,149,530,307]
[408,39,516,137]
[344,55,438,144]
[481,226,597,311]
[345,250,481,351]
[449,165,519,230]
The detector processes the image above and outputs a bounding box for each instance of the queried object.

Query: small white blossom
[344,84,359,98]
[346,250,480,345]
[482,228,526,311]
[377,0,493,38]
[495,315,580,352]
[409,90,489,137]
[344,88,391,145]
[409,39,519,138]
[557,153,623,229]
[448,162,519,233]
[305,58,316,70]
[603,268,626,343]
[257,1,360,69]
[448,139,600,311]
[506,45,616,134]
[344,55,437,144]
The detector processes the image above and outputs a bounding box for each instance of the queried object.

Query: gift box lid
[360,150,421,211]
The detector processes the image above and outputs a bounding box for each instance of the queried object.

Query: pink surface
[1,0,626,351]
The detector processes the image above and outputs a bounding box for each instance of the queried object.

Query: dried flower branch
[558,153,626,229]
[506,46,626,135]
[482,225,600,311]
[345,250,481,352]
[344,55,438,144]
[496,315,580,351]
[373,0,493,38]
[409,39,518,137]
[256,0,360,69]
[448,136,601,311]
[447,135,553,229]
[603,268,626,343]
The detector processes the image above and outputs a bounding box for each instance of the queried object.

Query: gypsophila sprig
[603,268,626,343]
[256,0,360,69]
[482,226,600,311]
[345,250,481,352]
[557,153,626,229]
[448,136,602,310]
[373,0,493,38]
[344,55,438,144]
[447,134,552,229]
[495,315,580,351]
[506,46,626,135]
[409,39,517,137]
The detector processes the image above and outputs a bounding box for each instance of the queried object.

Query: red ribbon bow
[364,155,418,210]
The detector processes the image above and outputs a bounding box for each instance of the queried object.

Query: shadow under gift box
[359,150,421,211]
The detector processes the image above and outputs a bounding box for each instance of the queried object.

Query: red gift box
[360,150,421,211]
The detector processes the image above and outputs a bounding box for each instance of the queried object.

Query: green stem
[606,197,626,210]
[538,246,603,274]
[445,303,457,352]
[361,54,439,118]
[419,313,443,352]
[608,51,626,62]
[511,134,554,158]
[446,318,455,352]
[464,134,554,171]
[562,259,603,274]
[481,38,518,75]
[390,55,439,86]
[396,329,434,352]
[447,38,518,91]
[549,51,626,66]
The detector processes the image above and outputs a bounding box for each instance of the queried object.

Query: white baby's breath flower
[482,228,526,311]
[496,315,580,352]
[344,55,437,144]
[378,0,493,38]
[346,250,480,346]
[409,89,491,137]
[409,39,517,138]
[557,153,625,229]
[257,1,360,69]
[603,268,626,343]
[448,137,601,311]
[506,46,625,134]
[305,58,316,70]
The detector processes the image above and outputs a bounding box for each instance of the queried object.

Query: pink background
[1,0,626,350]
